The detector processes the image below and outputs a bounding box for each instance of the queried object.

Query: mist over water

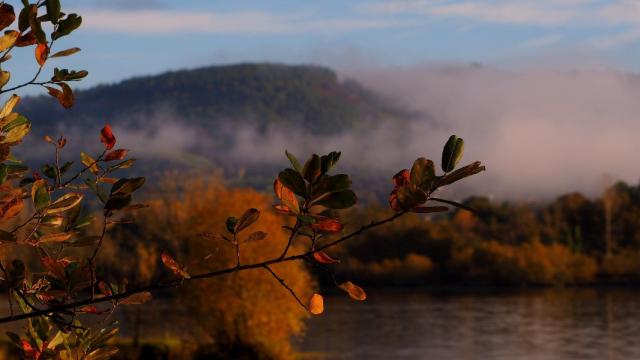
[20,64,640,201]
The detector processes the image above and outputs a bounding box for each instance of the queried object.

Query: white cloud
[80,9,402,35]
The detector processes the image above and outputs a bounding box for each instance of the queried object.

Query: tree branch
[0,211,404,324]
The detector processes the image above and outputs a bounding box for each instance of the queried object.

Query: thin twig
[263,265,307,311]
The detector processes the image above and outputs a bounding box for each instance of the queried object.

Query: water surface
[297,288,640,360]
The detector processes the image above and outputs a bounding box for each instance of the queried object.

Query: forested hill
[21,63,412,135]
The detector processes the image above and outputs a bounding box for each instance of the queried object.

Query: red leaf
[310,218,344,233]
[161,251,190,279]
[34,43,48,66]
[273,179,299,213]
[104,149,128,161]
[77,305,105,314]
[15,32,36,47]
[392,169,410,187]
[312,251,340,264]
[98,281,113,296]
[388,189,401,212]
[100,125,116,150]
[20,340,40,359]
[40,256,70,280]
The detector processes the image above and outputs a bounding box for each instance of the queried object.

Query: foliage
[0,1,486,359]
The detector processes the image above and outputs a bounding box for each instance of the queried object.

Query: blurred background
[4,0,640,359]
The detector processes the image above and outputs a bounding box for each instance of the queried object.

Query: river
[296,288,640,360]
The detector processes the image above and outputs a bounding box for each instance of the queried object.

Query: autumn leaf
[312,251,340,264]
[245,231,267,242]
[0,189,24,221]
[0,4,15,31]
[14,32,36,47]
[310,218,344,233]
[36,232,73,245]
[338,281,367,301]
[161,251,190,279]
[45,193,83,214]
[49,47,80,58]
[273,178,299,213]
[392,169,410,187]
[34,43,48,66]
[235,208,259,233]
[308,293,324,315]
[100,124,116,150]
[0,30,18,52]
[46,83,74,108]
[104,149,127,161]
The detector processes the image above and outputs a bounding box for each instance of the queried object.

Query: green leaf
[285,150,302,173]
[312,174,351,198]
[396,184,427,210]
[28,5,46,44]
[41,163,57,179]
[52,13,81,40]
[0,164,8,184]
[278,169,306,198]
[320,151,341,175]
[302,154,321,183]
[410,157,436,191]
[225,217,238,234]
[103,193,131,214]
[31,179,50,211]
[297,214,317,224]
[441,135,464,172]
[313,190,357,209]
[45,0,60,24]
[110,177,145,196]
[235,208,259,233]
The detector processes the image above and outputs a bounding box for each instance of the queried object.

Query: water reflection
[297,288,640,360]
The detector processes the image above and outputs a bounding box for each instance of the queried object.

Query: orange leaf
[245,231,267,242]
[308,293,324,315]
[100,124,116,150]
[273,178,299,213]
[0,189,23,221]
[104,149,128,161]
[338,281,367,301]
[161,251,190,279]
[77,305,104,314]
[392,169,410,187]
[46,83,74,108]
[34,43,48,66]
[312,251,340,264]
[310,218,344,233]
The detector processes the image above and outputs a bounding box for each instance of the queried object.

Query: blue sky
[8,0,640,90]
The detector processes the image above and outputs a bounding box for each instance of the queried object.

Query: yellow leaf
[338,281,367,301]
[0,189,23,221]
[0,112,17,128]
[0,30,18,52]
[80,151,99,175]
[1,120,30,144]
[36,232,72,244]
[308,293,324,315]
[0,71,9,89]
[50,47,80,58]
[0,94,19,118]
[46,193,83,214]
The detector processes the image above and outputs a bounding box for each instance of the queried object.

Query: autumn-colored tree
[0,1,486,359]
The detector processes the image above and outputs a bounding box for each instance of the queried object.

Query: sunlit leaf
[0,30,19,52]
[34,43,48,66]
[285,150,303,173]
[100,124,116,150]
[0,71,9,89]
[274,178,299,214]
[308,293,324,315]
[36,232,72,244]
[161,251,190,279]
[49,46,80,58]
[80,151,99,175]
[235,208,259,233]
[0,114,30,144]
[312,251,340,264]
[45,193,83,214]
[338,281,367,301]
[0,95,19,118]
